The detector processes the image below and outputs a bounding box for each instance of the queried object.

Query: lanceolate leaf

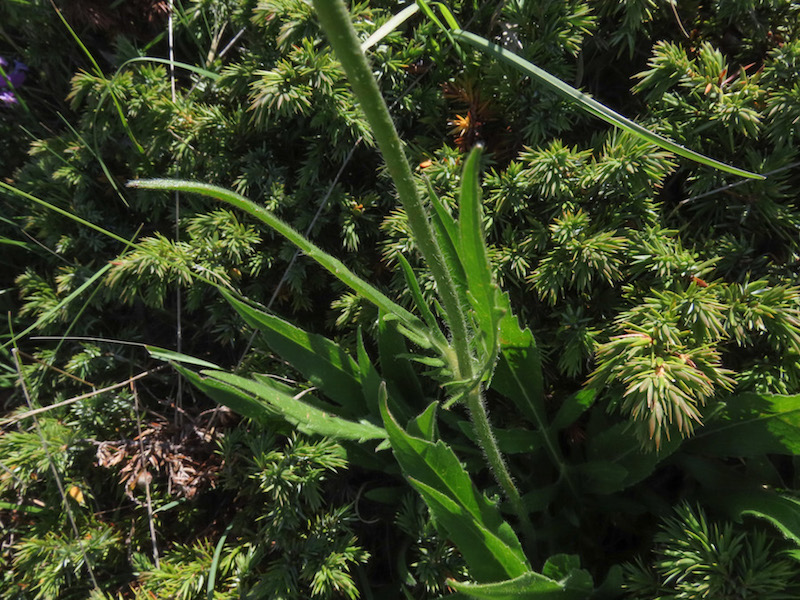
[200,370,386,442]
[448,566,591,600]
[457,145,501,359]
[491,299,561,465]
[174,365,277,425]
[716,489,800,545]
[410,478,531,583]
[378,311,425,414]
[425,179,469,310]
[686,393,800,457]
[452,30,764,180]
[127,179,430,339]
[380,398,530,582]
[221,290,365,416]
[550,389,597,431]
[586,420,681,492]
[396,252,446,342]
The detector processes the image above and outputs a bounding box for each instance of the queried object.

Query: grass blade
[453,30,764,180]
[1,263,112,351]
[361,3,419,52]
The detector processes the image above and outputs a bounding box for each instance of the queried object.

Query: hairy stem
[311,0,471,370]
[312,0,531,541]
[466,386,536,543]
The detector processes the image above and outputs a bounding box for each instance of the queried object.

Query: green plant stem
[312,0,531,543]
[466,386,536,544]
[311,0,470,371]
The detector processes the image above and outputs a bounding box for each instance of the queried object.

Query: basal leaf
[550,389,597,431]
[203,370,386,442]
[222,290,365,416]
[410,478,530,583]
[380,398,529,582]
[586,420,680,492]
[448,567,589,600]
[717,489,800,545]
[687,393,800,457]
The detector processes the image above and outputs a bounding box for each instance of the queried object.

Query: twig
[15,350,95,387]
[670,1,690,39]
[1,367,164,427]
[132,380,160,568]
[11,348,101,591]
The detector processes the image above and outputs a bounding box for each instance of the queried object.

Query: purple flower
[0,56,28,106]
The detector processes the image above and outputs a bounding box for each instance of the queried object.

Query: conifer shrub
[1,0,800,598]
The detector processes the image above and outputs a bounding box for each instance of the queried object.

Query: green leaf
[457,422,544,455]
[687,393,800,457]
[356,328,385,418]
[457,145,501,358]
[592,565,623,600]
[542,555,593,595]
[717,489,800,545]
[452,30,763,180]
[378,311,425,415]
[407,400,438,441]
[425,179,469,306]
[146,345,221,370]
[490,299,565,471]
[397,252,446,342]
[201,370,386,442]
[448,567,590,600]
[127,179,430,340]
[569,461,629,496]
[550,389,596,431]
[361,3,419,51]
[380,398,530,582]
[1,261,113,352]
[492,298,545,423]
[1,182,134,248]
[117,56,221,81]
[174,365,276,424]
[222,290,365,416]
[586,421,681,492]
[410,478,531,584]
[415,0,461,59]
